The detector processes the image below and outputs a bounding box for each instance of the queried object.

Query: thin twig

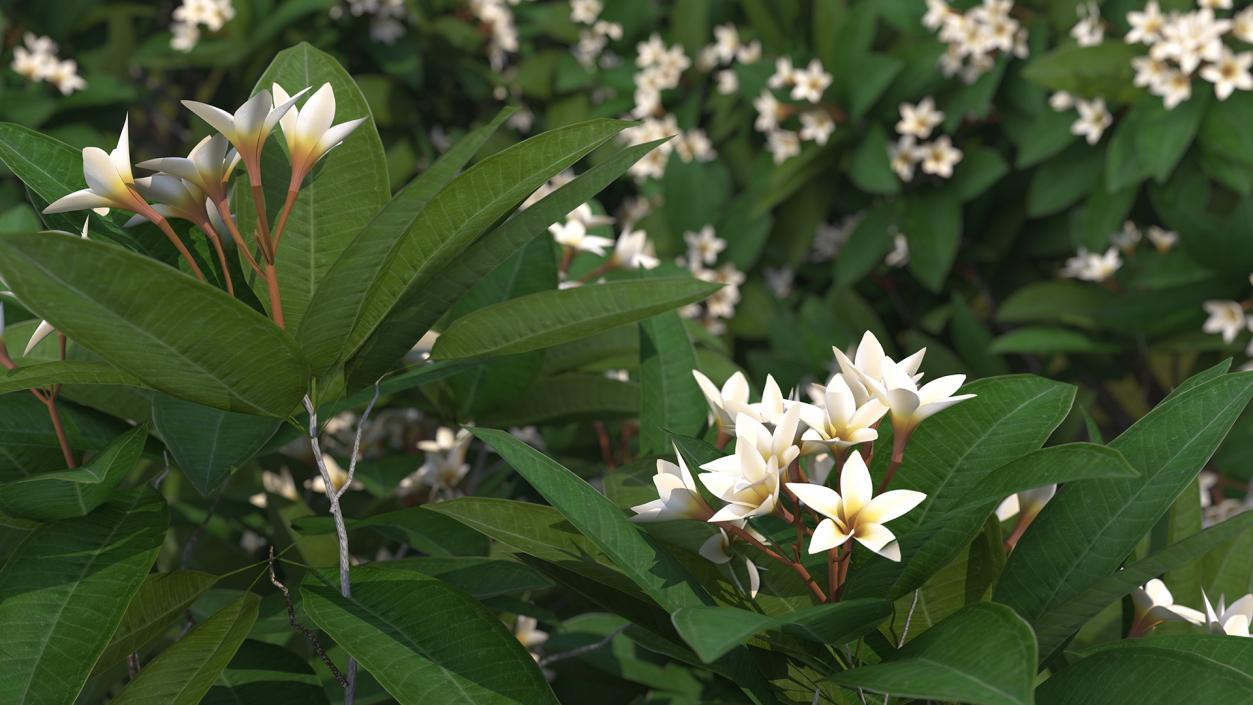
[151,451,172,489]
[881,590,922,705]
[268,547,348,687]
[538,624,628,666]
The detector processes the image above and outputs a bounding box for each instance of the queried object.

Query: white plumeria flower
[403,427,473,497]
[514,615,549,651]
[1111,220,1142,252]
[611,228,659,270]
[712,23,741,64]
[1070,2,1105,47]
[1202,591,1253,637]
[715,69,739,95]
[1071,98,1112,144]
[796,374,889,454]
[790,59,832,103]
[767,129,801,164]
[919,136,963,178]
[994,484,1057,522]
[685,225,725,265]
[1235,7,1253,44]
[698,528,763,598]
[1200,49,1253,101]
[886,233,910,268]
[889,135,921,182]
[44,116,146,216]
[799,111,835,145]
[1146,225,1178,252]
[737,40,762,64]
[896,98,945,139]
[1049,91,1076,112]
[737,396,803,466]
[25,219,89,356]
[1132,56,1171,90]
[249,468,300,508]
[272,83,367,184]
[549,218,614,255]
[1152,69,1193,110]
[1131,579,1206,627]
[306,453,364,495]
[126,174,211,229]
[636,34,667,67]
[1202,300,1247,344]
[182,87,308,181]
[753,90,782,132]
[46,59,86,95]
[569,0,601,25]
[137,134,240,204]
[767,57,796,88]
[631,448,711,522]
[692,369,753,433]
[698,413,789,522]
[832,331,926,408]
[1125,1,1166,45]
[786,452,926,561]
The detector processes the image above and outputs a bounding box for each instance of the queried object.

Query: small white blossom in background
[398,427,474,501]
[888,98,961,181]
[1061,247,1122,282]
[10,33,85,95]
[1130,579,1205,630]
[896,98,945,139]
[764,267,794,299]
[469,0,522,70]
[684,225,725,266]
[1146,225,1178,252]
[170,0,237,52]
[885,232,910,268]
[1123,2,1253,108]
[1201,299,1248,345]
[1070,2,1105,47]
[611,228,659,271]
[618,114,714,181]
[306,453,365,495]
[809,214,861,263]
[1201,591,1253,637]
[925,0,1029,84]
[1071,98,1113,144]
[513,615,549,662]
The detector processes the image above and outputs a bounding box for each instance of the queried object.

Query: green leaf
[203,640,330,705]
[903,191,961,292]
[291,505,488,557]
[846,376,1076,600]
[996,372,1253,655]
[152,394,281,496]
[1198,91,1253,167]
[849,125,900,195]
[1027,142,1103,217]
[0,232,310,417]
[1036,636,1252,705]
[477,374,639,427]
[949,146,1009,202]
[836,200,897,286]
[1022,43,1141,102]
[468,428,712,611]
[431,278,720,360]
[95,570,219,674]
[671,599,890,663]
[344,142,665,388]
[0,360,146,395]
[829,603,1036,705]
[0,488,168,705]
[299,119,630,373]
[248,43,390,333]
[302,564,558,705]
[0,424,147,521]
[996,281,1113,330]
[955,443,1138,510]
[381,556,553,599]
[111,593,259,705]
[1030,511,1253,662]
[990,326,1119,355]
[638,311,704,454]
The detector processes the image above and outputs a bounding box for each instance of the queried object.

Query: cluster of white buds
[569,0,623,68]
[469,0,526,70]
[170,0,237,52]
[1048,93,1114,145]
[809,213,863,263]
[9,33,85,95]
[328,0,409,44]
[397,427,474,501]
[631,333,973,601]
[753,57,835,164]
[678,226,743,334]
[618,114,714,181]
[697,23,762,96]
[1129,578,1251,638]
[1061,247,1122,283]
[924,0,1029,85]
[1125,2,1253,108]
[889,97,963,182]
[1109,220,1179,255]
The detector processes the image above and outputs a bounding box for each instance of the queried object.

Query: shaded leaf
[0,424,148,521]
[671,599,890,663]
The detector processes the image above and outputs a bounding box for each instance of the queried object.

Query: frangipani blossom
[797,374,888,453]
[631,448,711,522]
[127,175,211,227]
[44,116,146,216]
[1202,300,1247,344]
[995,484,1057,522]
[248,468,300,508]
[692,369,752,433]
[699,414,787,522]
[136,133,239,203]
[699,527,763,598]
[400,427,473,499]
[1131,579,1205,628]
[786,452,926,561]
[182,87,307,183]
[833,331,926,407]
[24,220,90,356]
[611,228,659,270]
[549,218,614,255]
[1202,591,1253,637]
[272,83,366,186]
[735,404,802,468]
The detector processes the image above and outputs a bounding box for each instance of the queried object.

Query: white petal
[722,371,750,405]
[264,86,310,134]
[81,147,128,200]
[785,482,842,517]
[854,523,900,559]
[313,117,366,158]
[745,558,761,598]
[839,451,874,518]
[860,489,927,525]
[299,83,337,146]
[271,83,298,138]
[708,503,754,522]
[24,320,56,356]
[182,100,239,141]
[918,374,967,404]
[110,115,133,183]
[699,531,731,563]
[43,188,111,214]
[234,91,273,138]
[808,517,849,553]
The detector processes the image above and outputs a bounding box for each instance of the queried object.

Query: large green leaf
[1036,636,1252,704]
[94,570,219,674]
[904,191,961,292]
[846,376,1076,600]
[203,640,330,705]
[342,140,665,387]
[152,394,281,496]
[955,443,1138,510]
[299,119,630,373]
[638,311,705,455]
[111,593,259,705]
[0,392,128,481]
[468,428,713,611]
[382,556,553,599]
[477,374,639,426]
[0,424,147,521]
[0,361,145,395]
[0,488,168,705]
[996,372,1253,646]
[432,278,720,360]
[829,603,1036,705]
[292,504,488,556]
[248,43,389,333]
[0,232,310,416]
[671,599,890,663]
[302,564,558,705]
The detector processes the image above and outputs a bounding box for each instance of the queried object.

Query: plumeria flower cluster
[328,0,410,44]
[1109,219,1179,255]
[889,97,963,182]
[9,33,86,95]
[753,56,835,163]
[923,0,1029,84]
[618,113,714,181]
[569,0,623,68]
[678,226,744,334]
[631,34,692,118]
[1129,578,1251,638]
[1061,246,1123,283]
[42,83,363,328]
[697,23,762,96]
[397,427,474,501]
[170,0,237,51]
[470,0,526,70]
[1124,2,1253,108]
[631,332,974,603]
[548,202,660,285]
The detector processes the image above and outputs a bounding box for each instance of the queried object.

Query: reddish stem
[271,187,300,252]
[264,262,286,329]
[721,523,827,603]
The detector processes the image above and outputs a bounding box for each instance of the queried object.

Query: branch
[267,547,348,688]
